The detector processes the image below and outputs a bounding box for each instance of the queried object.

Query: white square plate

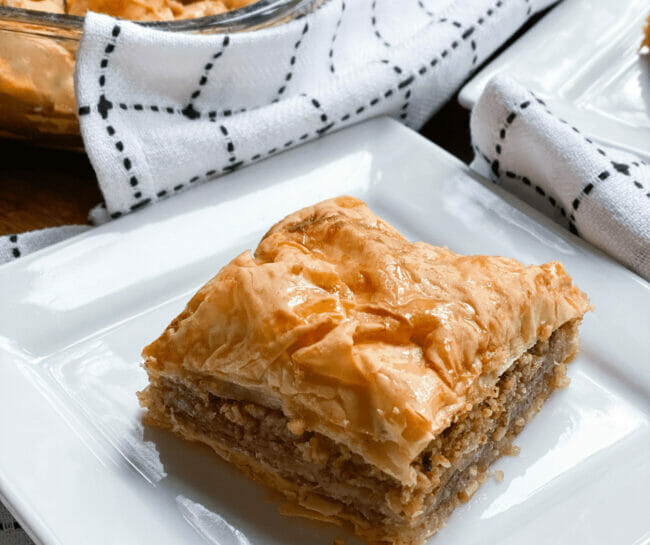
[459,0,650,161]
[1,118,649,545]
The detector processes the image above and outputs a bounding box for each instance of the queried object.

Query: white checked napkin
[74,0,555,222]
[1,0,556,268]
[470,75,650,280]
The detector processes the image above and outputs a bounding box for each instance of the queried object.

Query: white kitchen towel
[75,0,555,222]
[0,225,91,265]
[471,75,650,280]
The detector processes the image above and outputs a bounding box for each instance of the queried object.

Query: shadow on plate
[142,426,363,545]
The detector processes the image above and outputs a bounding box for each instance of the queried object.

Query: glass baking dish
[0,0,320,149]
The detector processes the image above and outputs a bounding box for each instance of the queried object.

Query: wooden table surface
[0,12,543,237]
[1,139,100,235]
[0,100,471,237]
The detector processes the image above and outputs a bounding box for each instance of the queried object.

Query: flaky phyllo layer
[142,196,590,484]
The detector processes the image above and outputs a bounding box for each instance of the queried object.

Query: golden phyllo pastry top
[1,0,257,20]
[143,196,590,484]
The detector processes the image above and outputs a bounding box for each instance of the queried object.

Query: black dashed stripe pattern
[8,234,20,259]
[399,87,411,123]
[102,0,498,205]
[474,79,650,252]
[329,9,490,130]
[274,22,309,99]
[371,0,391,47]
[475,142,567,224]
[528,91,650,200]
[189,36,230,103]
[181,35,231,120]
[177,121,244,190]
[328,0,346,73]
[0,226,92,264]
[481,97,580,233]
[74,0,550,221]
[416,0,434,18]
[94,24,149,218]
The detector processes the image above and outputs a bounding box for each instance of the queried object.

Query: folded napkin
[75,0,555,222]
[470,75,650,280]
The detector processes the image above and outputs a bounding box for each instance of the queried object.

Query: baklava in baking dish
[1,0,257,20]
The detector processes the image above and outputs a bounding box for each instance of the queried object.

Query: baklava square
[139,196,590,544]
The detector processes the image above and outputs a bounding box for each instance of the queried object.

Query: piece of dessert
[139,196,591,545]
[1,0,257,20]
[643,15,650,51]
[0,0,64,13]
[66,0,255,20]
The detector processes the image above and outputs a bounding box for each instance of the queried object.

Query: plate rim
[457,0,649,161]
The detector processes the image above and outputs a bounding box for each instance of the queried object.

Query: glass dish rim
[0,0,320,33]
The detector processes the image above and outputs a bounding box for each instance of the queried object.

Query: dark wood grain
[0,140,101,235]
